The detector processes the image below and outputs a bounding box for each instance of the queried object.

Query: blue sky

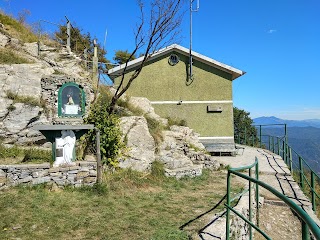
[1,0,319,120]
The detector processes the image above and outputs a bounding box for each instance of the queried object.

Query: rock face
[119,116,155,171]
[158,126,220,178]
[0,26,94,145]
[118,101,220,178]
[0,63,54,99]
[128,97,168,125]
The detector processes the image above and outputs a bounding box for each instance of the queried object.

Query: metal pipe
[189,0,199,80]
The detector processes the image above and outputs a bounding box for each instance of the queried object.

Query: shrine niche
[58,82,85,117]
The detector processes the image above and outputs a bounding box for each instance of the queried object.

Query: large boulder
[119,116,155,171]
[128,97,168,125]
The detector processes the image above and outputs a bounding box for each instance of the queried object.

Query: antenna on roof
[189,0,199,82]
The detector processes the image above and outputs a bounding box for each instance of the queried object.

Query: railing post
[282,140,285,161]
[311,172,316,211]
[226,172,231,240]
[302,221,311,240]
[299,156,304,189]
[259,125,262,148]
[272,136,275,153]
[289,147,293,172]
[244,126,247,145]
[249,168,252,240]
[277,137,280,156]
[255,157,259,227]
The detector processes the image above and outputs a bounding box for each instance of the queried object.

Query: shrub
[85,90,124,167]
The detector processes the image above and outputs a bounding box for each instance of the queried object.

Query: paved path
[196,145,320,239]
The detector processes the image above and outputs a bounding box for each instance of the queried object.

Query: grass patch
[6,90,41,107]
[145,115,165,152]
[0,166,244,239]
[0,12,38,43]
[0,143,51,164]
[168,116,188,127]
[0,48,31,64]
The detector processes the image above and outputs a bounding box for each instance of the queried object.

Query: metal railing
[226,158,320,239]
[235,123,320,214]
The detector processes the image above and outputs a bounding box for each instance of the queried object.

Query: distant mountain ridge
[252,116,320,174]
[253,116,320,128]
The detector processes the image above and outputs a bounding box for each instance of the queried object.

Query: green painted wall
[113,52,235,137]
[154,103,234,137]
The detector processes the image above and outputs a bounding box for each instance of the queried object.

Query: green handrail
[235,127,320,214]
[225,158,320,239]
[226,157,260,240]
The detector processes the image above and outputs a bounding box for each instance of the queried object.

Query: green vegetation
[0,48,31,64]
[0,12,37,43]
[233,107,258,146]
[113,49,137,65]
[167,116,188,127]
[6,90,41,107]
[84,87,124,168]
[55,23,108,64]
[145,115,165,152]
[0,165,243,239]
[0,142,51,164]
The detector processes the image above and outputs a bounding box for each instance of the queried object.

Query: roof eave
[108,44,245,80]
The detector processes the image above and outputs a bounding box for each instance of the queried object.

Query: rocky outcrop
[119,116,155,171]
[158,126,220,178]
[118,105,220,178]
[0,26,94,145]
[128,97,168,125]
[0,63,54,99]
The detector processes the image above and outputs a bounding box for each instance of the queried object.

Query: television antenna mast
[189,0,199,81]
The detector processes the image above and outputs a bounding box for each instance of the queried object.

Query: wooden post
[96,128,102,183]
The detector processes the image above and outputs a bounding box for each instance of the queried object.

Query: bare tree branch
[108,0,185,114]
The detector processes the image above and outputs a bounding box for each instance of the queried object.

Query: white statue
[53,130,76,167]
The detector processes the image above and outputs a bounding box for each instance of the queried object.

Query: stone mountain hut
[108,44,245,154]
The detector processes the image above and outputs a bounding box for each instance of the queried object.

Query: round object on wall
[168,54,179,66]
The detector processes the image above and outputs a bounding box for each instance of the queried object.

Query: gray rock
[32,170,49,178]
[1,63,54,99]
[32,176,51,185]
[0,169,6,177]
[19,171,31,179]
[0,31,9,47]
[18,175,33,183]
[2,103,40,134]
[0,97,13,119]
[119,116,155,171]
[164,165,203,179]
[129,97,168,125]
[23,42,38,57]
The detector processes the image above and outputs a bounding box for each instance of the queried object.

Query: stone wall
[0,161,97,189]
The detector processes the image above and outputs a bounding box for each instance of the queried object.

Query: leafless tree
[107,0,185,114]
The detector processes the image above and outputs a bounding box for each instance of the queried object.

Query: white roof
[108,44,245,80]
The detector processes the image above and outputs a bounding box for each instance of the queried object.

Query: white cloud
[267,29,277,34]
